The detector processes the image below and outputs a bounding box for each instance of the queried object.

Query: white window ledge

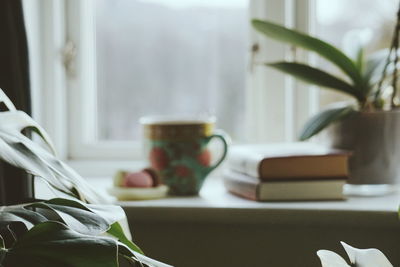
[119,177,399,226]
[36,175,400,225]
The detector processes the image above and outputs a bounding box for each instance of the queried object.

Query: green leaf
[267,62,363,100]
[0,111,55,154]
[0,199,154,265]
[85,204,127,225]
[0,209,47,232]
[0,118,105,203]
[26,202,109,236]
[0,89,106,203]
[4,221,119,267]
[0,135,77,198]
[1,199,124,237]
[252,19,363,87]
[107,222,144,254]
[355,47,364,73]
[45,198,93,212]
[46,198,126,225]
[299,106,355,140]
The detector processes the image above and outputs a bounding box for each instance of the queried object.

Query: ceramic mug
[140,116,228,195]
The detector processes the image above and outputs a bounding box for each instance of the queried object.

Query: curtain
[0,0,33,205]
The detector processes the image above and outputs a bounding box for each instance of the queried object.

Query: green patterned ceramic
[141,116,228,195]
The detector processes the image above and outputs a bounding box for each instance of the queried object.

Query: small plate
[108,185,169,201]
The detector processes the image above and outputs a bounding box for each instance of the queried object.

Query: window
[95,0,248,142]
[65,0,250,163]
[24,0,399,175]
[24,0,315,175]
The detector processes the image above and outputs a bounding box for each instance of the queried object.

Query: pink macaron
[123,171,154,188]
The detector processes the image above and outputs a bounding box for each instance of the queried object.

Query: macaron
[143,168,161,186]
[123,171,153,188]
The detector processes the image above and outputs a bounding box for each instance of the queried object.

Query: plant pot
[324,110,400,189]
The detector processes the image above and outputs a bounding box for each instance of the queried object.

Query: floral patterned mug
[140,116,228,195]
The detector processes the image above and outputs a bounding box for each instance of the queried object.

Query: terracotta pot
[325,110,400,185]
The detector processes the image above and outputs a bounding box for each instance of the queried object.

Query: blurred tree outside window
[95,0,249,141]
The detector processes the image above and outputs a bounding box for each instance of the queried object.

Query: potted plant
[251,9,400,191]
[0,90,169,266]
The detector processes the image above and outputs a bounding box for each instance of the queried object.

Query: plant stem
[375,49,393,103]
[375,1,400,106]
[391,3,400,107]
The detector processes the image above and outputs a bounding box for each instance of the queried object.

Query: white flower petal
[317,250,351,267]
[341,242,393,267]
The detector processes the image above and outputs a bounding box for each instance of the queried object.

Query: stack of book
[223,142,350,201]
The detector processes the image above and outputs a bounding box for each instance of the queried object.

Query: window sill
[118,176,399,226]
[36,173,400,224]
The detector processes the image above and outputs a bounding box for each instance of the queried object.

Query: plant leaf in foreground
[3,221,119,267]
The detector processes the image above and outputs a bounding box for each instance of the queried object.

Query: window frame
[246,0,317,143]
[66,0,141,160]
[25,0,317,176]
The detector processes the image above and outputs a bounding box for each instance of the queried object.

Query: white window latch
[62,39,77,78]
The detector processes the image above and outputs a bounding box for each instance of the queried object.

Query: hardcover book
[223,170,346,201]
[228,142,350,180]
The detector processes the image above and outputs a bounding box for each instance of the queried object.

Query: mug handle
[204,130,230,175]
